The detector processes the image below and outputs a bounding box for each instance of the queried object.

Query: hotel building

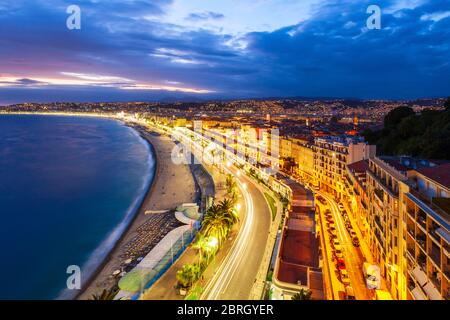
[403,164,450,300]
[313,136,376,200]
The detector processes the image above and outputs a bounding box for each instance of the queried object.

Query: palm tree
[176,264,201,289]
[291,288,312,300]
[201,198,240,245]
[218,198,239,225]
[90,287,120,300]
[202,205,231,243]
[226,174,237,195]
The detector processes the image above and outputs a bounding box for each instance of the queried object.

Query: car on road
[328,232,338,240]
[334,249,344,259]
[316,196,327,205]
[352,237,360,247]
[345,286,356,299]
[341,272,351,286]
[336,259,346,270]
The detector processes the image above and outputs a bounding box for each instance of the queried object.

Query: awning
[423,282,443,300]
[411,287,427,300]
[412,267,428,287]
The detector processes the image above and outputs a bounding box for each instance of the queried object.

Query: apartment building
[366,157,409,299]
[313,136,376,200]
[363,157,449,300]
[292,143,315,183]
[403,164,450,300]
[346,160,370,237]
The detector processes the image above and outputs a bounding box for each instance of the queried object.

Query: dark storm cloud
[0,0,449,103]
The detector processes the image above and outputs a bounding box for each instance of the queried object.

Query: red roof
[347,160,369,173]
[416,163,450,189]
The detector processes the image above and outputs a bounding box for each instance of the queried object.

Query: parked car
[336,259,346,270]
[350,231,357,237]
[333,239,340,246]
[352,237,360,247]
[338,203,345,212]
[335,249,344,259]
[345,286,356,300]
[341,272,351,286]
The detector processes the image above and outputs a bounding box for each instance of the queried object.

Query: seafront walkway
[78,124,198,300]
[140,162,229,300]
[115,224,194,300]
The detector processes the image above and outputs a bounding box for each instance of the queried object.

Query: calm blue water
[0,115,155,300]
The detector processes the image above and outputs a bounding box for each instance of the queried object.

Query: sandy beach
[77,124,197,300]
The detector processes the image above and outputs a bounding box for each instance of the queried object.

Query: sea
[0,115,155,299]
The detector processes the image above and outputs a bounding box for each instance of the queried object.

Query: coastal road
[201,166,272,300]
[168,126,272,300]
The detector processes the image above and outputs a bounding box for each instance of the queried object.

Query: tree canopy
[363,103,450,160]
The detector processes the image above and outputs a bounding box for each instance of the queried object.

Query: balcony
[409,189,450,230]
[416,232,427,252]
[407,225,415,238]
[418,253,427,270]
[374,216,384,233]
[374,188,384,202]
[430,270,441,291]
[417,210,427,231]
[407,244,415,259]
[429,221,442,244]
[430,244,441,267]
[375,230,385,248]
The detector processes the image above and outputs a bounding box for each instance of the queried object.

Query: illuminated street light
[207,237,219,250]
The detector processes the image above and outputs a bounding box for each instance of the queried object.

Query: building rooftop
[416,163,450,189]
[347,159,369,174]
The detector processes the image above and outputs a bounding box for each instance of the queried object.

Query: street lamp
[207,237,219,249]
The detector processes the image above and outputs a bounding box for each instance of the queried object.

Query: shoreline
[71,124,159,300]
[76,121,197,300]
[0,112,197,300]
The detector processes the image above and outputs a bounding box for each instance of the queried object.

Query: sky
[0,0,449,104]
